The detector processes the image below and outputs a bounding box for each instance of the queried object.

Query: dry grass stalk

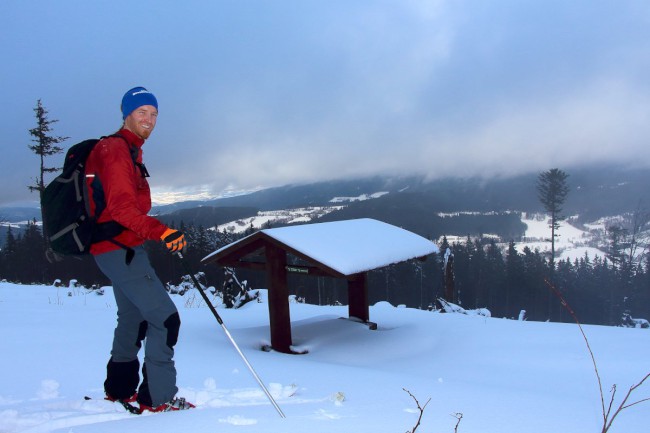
[544,278,649,433]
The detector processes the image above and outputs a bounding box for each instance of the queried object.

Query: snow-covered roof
[203,218,439,276]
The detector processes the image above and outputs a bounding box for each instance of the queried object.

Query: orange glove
[161,228,187,253]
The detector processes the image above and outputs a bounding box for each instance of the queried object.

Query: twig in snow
[403,388,430,433]
[602,373,650,433]
[544,278,650,433]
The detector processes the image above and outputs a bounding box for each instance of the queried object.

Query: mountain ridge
[2,165,649,239]
[154,166,650,233]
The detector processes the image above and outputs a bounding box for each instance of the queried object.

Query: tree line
[0,219,238,291]
[2,219,649,327]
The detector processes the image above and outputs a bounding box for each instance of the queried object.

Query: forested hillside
[1,167,650,327]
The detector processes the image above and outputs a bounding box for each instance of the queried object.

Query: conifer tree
[484,239,506,314]
[20,219,48,282]
[27,99,68,198]
[505,240,525,315]
[536,168,570,266]
[1,226,19,282]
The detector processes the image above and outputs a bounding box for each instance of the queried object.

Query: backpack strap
[108,239,136,266]
[101,133,148,177]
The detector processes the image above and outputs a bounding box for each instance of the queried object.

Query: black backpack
[41,134,138,260]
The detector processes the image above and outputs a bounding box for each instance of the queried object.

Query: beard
[136,124,153,140]
[124,122,154,140]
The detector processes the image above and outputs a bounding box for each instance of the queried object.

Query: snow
[520,213,588,245]
[214,207,343,234]
[0,222,31,229]
[559,246,606,262]
[434,213,612,263]
[518,213,607,262]
[211,210,620,266]
[151,186,264,206]
[206,218,439,275]
[329,192,389,203]
[1,281,648,433]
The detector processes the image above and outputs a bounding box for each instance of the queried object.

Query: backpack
[41,134,136,260]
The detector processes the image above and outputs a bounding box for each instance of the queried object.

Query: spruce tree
[536,168,570,266]
[484,240,506,315]
[19,219,48,283]
[505,240,525,316]
[27,99,68,199]
[1,226,19,282]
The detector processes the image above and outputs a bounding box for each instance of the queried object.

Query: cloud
[2,0,650,206]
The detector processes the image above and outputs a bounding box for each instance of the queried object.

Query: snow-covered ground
[1,281,648,433]
[439,213,611,263]
[518,213,606,262]
[329,192,389,203]
[214,204,616,263]
[214,207,343,234]
[150,185,265,206]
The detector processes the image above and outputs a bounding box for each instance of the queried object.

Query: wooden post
[265,243,292,353]
[347,273,369,322]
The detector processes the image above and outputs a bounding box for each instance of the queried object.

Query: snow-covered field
[1,281,648,433]
[518,213,607,262]
[213,204,615,262]
[214,207,343,234]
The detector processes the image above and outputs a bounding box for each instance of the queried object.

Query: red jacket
[85,129,168,255]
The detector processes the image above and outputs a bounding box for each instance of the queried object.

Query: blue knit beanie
[121,86,158,119]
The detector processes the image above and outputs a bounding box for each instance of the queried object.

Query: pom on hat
[121,86,158,119]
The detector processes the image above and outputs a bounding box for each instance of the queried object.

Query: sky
[2,0,650,207]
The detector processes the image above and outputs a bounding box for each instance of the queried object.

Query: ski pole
[175,252,286,418]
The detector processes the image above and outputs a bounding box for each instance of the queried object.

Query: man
[85,86,194,412]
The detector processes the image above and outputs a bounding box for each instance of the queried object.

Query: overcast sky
[2,0,650,207]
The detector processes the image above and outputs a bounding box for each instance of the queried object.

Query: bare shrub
[544,278,650,433]
[403,388,430,433]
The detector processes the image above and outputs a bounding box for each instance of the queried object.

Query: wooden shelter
[201,218,438,353]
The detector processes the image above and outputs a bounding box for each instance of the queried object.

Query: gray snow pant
[94,246,180,407]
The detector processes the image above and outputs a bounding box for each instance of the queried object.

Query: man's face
[124,105,158,140]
